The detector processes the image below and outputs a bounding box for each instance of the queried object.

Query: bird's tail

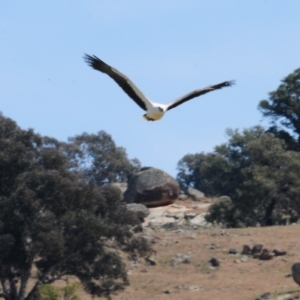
[142,114,155,121]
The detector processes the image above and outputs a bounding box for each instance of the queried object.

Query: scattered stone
[240,255,249,262]
[182,253,192,264]
[174,285,183,290]
[161,222,179,230]
[171,252,192,266]
[260,292,272,299]
[211,231,229,237]
[186,285,202,291]
[276,294,294,300]
[253,253,261,259]
[252,244,264,255]
[273,249,287,256]
[292,263,300,286]
[171,258,181,267]
[185,212,197,219]
[186,187,205,201]
[241,232,251,236]
[126,203,149,221]
[145,255,156,266]
[148,216,176,228]
[189,213,209,227]
[228,248,238,255]
[164,289,172,294]
[165,212,185,219]
[209,257,220,267]
[147,235,160,244]
[220,230,229,236]
[259,249,274,260]
[242,245,252,255]
[209,243,220,249]
[147,209,165,219]
[178,194,188,201]
[234,259,241,264]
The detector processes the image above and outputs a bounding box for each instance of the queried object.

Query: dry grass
[111,202,300,300]
[110,224,300,300]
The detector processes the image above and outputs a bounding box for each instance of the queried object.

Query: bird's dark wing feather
[166,80,235,111]
[84,54,150,111]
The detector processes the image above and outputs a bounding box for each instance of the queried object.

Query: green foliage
[38,283,81,300]
[38,285,60,300]
[0,114,151,300]
[178,126,300,227]
[177,126,266,196]
[61,283,81,300]
[66,131,141,185]
[205,197,234,225]
[259,67,300,149]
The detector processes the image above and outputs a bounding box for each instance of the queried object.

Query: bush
[178,126,300,227]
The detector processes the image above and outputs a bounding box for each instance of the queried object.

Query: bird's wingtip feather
[83,53,101,64]
[227,80,236,86]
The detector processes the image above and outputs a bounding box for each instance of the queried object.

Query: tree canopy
[0,114,151,300]
[66,131,140,185]
[259,67,300,149]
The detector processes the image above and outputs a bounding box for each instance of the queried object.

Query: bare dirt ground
[40,200,300,300]
[111,200,300,300]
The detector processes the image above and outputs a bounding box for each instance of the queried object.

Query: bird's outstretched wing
[166,80,235,111]
[84,54,153,111]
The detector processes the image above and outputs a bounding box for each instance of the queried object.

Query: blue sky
[1,1,300,176]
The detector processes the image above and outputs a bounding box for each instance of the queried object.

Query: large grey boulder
[124,167,180,207]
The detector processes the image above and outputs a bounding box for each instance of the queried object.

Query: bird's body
[143,104,165,121]
[84,54,234,121]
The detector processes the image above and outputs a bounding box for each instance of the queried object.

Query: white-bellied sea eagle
[84,54,234,121]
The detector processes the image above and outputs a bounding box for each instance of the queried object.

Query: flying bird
[84,54,234,121]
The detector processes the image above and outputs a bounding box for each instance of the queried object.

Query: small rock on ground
[209,257,220,267]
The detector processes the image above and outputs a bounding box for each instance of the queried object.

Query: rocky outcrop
[143,203,212,229]
[126,203,149,221]
[124,167,180,207]
[186,187,205,201]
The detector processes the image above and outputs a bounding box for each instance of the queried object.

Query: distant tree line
[177,67,300,227]
[0,114,151,300]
